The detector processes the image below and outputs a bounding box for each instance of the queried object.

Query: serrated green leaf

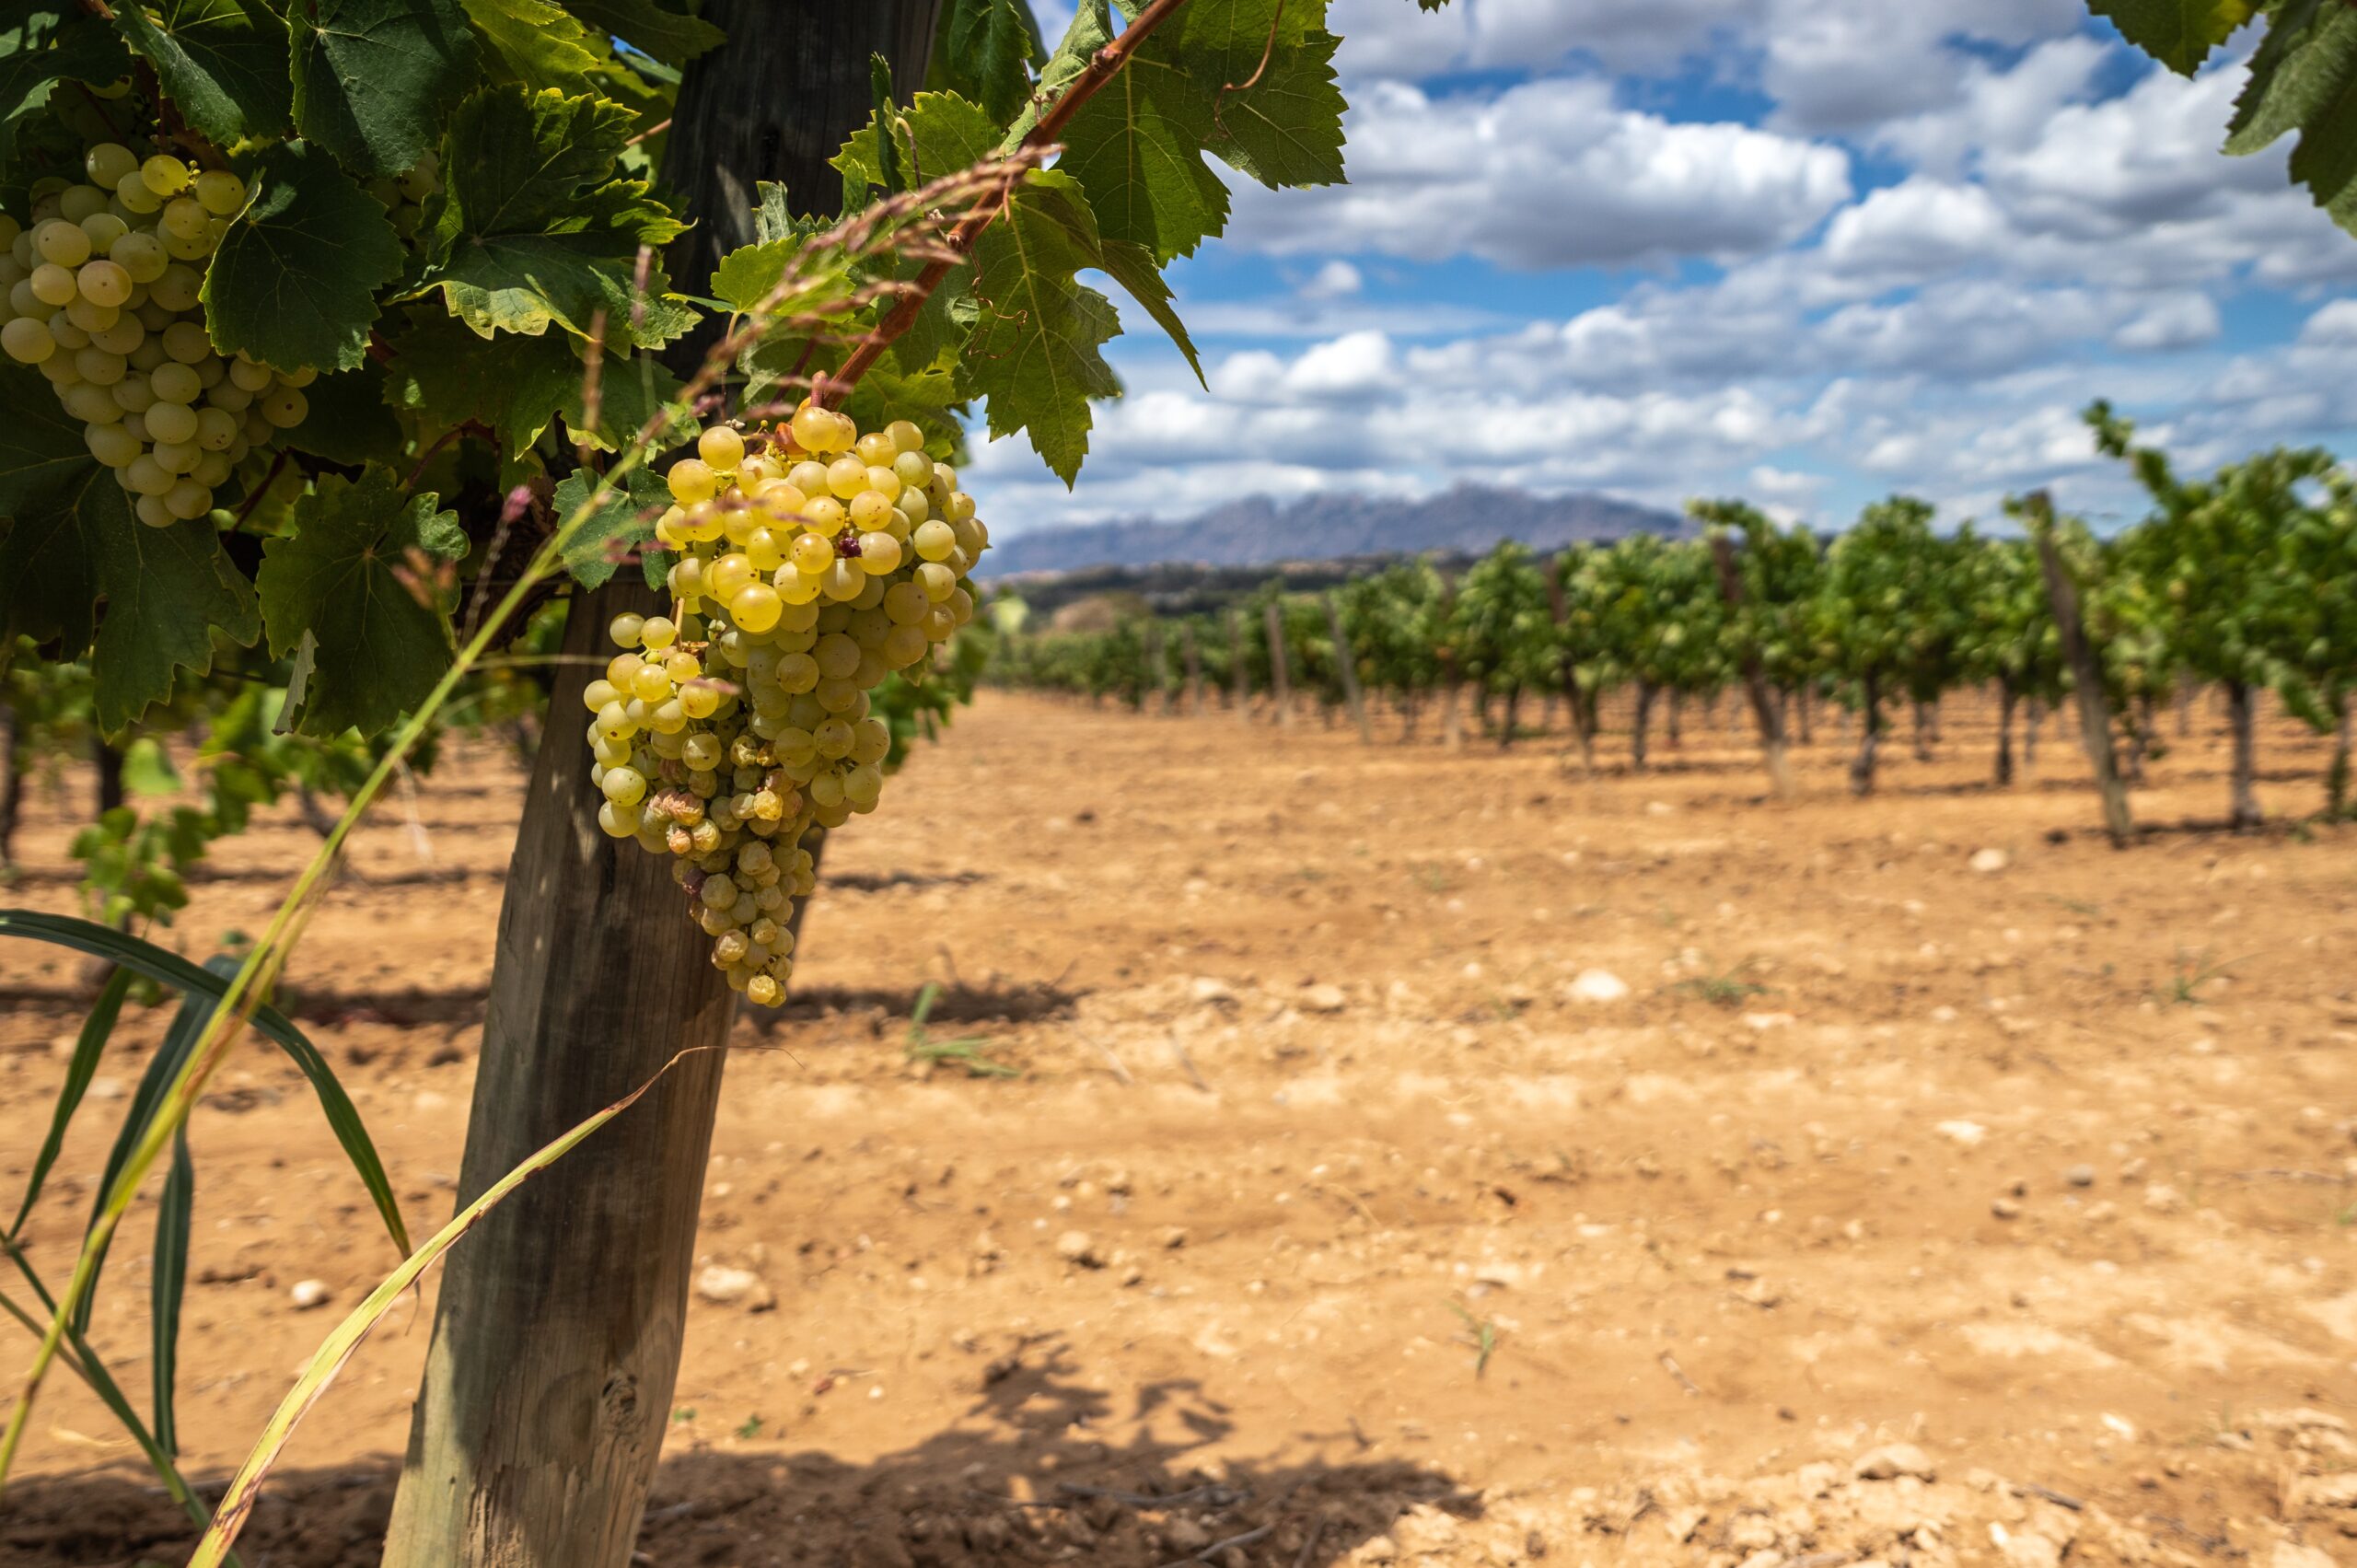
[381,313,680,455]
[0,366,261,734]
[1004,0,1109,147]
[2228,0,2331,151]
[937,0,1037,127]
[282,362,406,468]
[382,315,580,454]
[1094,235,1201,385]
[258,465,465,738]
[0,9,134,167]
[1058,52,1231,261]
[407,86,691,348]
[463,0,604,96]
[959,175,1122,484]
[837,357,961,455]
[552,464,668,588]
[290,0,478,178]
[203,141,406,373]
[2223,0,2357,233]
[1198,27,1345,190]
[564,0,720,64]
[108,0,293,146]
[2090,0,2254,74]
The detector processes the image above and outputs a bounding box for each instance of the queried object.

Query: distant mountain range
[977,484,1689,576]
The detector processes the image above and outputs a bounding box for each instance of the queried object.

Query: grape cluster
[0,125,314,527]
[582,406,989,1006]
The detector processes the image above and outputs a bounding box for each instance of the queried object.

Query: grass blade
[0,912,412,1258]
[151,1127,193,1458]
[77,968,218,1335]
[7,966,133,1238]
[185,1046,709,1568]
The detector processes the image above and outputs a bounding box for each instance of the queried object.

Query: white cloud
[2111,293,2223,352]
[1325,0,1747,78]
[1227,77,1852,270]
[1300,260,1364,299]
[1760,0,2085,135]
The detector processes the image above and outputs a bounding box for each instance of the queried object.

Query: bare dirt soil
[3,690,2355,1568]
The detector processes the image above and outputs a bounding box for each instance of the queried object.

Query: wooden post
[1848,671,1881,796]
[1143,621,1169,714]
[1994,679,2016,786]
[382,6,943,1564]
[2330,692,2351,818]
[1708,532,1793,797]
[378,580,737,1568]
[1631,680,1655,771]
[1263,600,1294,728]
[1182,622,1204,715]
[2224,679,2260,830]
[1321,591,1372,743]
[2027,494,2132,846]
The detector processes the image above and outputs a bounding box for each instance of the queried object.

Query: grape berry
[587,407,988,1006]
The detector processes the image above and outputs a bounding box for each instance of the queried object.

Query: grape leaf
[2225,0,2357,232]
[1094,235,1202,385]
[282,362,406,468]
[937,0,1036,128]
[203,141,405,372]
[0,369,261,735]
[837,358,961,456]
[258,465,465,738]
[1196,27,1346,191]
[407,86,691,348]
[462,0,604,97]
[1057,47,1231,261]
[107,0,293,147]
[0,9,134,166]
[289,0,479,179]
[382,314,684,455]
[563,0,722,65]
[1003,0,1109,147]
[552,464,668,589]
[958,170,1122,484]
[2089,0,2254,74]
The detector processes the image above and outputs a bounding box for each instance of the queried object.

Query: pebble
[1056,1229,1103,1267]
[289,1279,331,1310]
[694,1264,774,1310]
[2064,1164,2096,1188]
[1969,848,2009,874]
[2142,1182,2184,1214]
[1564,969,1631,1004]
[1991,1197,2022,1220]
[1300,982,1348,1014]
[1936,1120,1988,1148]
[1853,1442,1937,1481]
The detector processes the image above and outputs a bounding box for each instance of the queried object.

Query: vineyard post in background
[377,6,944,1563]
[2026,494,2134,847]
[1183,623,1205,714]
[1321,591,1372,742]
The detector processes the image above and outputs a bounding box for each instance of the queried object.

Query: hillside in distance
[978,483,1689,576]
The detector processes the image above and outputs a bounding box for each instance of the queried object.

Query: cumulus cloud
[1225,77,1852,270]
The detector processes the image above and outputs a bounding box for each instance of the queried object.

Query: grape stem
[816,0,1196,406]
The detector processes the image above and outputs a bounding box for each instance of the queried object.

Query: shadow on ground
[2,1342,1478,1567]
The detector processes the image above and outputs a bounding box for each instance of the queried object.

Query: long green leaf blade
[0,912,412,1257]
[80,967,219,1335]
[8,967,133,1238]
[151,1128,193,1458]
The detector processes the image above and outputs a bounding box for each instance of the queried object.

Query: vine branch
[818,0,1195,404]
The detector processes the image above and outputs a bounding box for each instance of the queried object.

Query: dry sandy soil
[2,689,2355,1568]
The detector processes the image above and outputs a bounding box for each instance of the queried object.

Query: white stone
[1565,969,1631,1004]
[1970,848,2010,874]
[1936,1120,1989,1147]
[289,1279,331,1310]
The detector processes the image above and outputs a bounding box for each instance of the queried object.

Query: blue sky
[970,0,2357,539]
